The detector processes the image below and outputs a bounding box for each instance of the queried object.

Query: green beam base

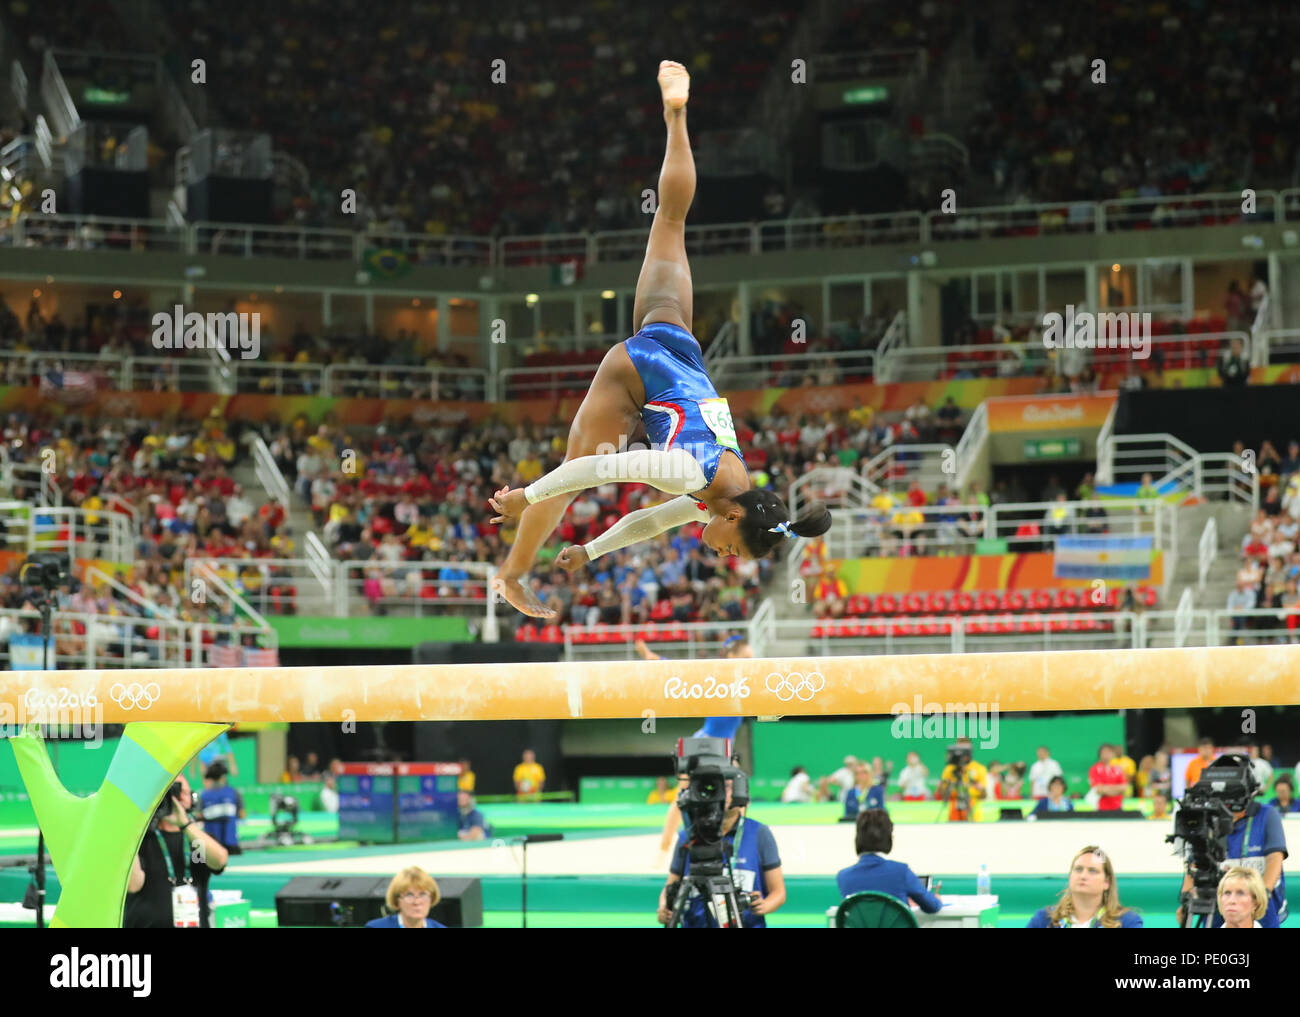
[9,721,228,928]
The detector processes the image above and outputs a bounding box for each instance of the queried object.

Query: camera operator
[1174,754,1288,928]
[656,778,785,928]
[125,773,229,928]
[936,738,987,821]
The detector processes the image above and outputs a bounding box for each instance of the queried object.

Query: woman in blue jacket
[365,867,446,928]
[1027,846,1143,927]
[836,809,942,914]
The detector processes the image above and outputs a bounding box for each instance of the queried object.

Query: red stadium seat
[1002,590,1027,611]
[874,593,898,615]
[952,591,975,613]
[811,624,826,638]
[1017,618,1044,634]
[847,594,872,616]
[901,593,925,614]
[1137,586,1158,607]
[925,591,952,613]
[889,619,915,637]
[1030,589,1053,611]
[1048,618,1071,634]
[1052,589,1081,610]
[977,591,1000,613]
[541,625,564,643]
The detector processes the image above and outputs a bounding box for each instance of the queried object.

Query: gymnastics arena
[0,0,1296,988]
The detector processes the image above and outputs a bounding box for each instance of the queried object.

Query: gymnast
[489,60,831,619]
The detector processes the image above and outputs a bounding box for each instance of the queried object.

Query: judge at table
[836,809,942,914]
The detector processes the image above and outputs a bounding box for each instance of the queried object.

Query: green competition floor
[0,802,1289,928]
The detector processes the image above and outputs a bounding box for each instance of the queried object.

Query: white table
[827,894,999,928]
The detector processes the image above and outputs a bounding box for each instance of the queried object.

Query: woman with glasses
[365,867,446,928]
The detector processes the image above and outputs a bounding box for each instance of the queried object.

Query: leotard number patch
[699,398,740,453]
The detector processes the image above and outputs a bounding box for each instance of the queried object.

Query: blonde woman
[1027,846,1143,928]
[365,867,446,928]
[1217,867,1267,929]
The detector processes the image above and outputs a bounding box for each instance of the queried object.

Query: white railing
[40,49,80,137]
[86,567,176,620]
[860,443,955,494]
[6,213,185,251]
[788,465,878,517]
[1211,606,1300,647]
[337,559,497,626]
[252,436,292,508]
[708,351,874,391]
[0,502,132,565]
[183,557,333,616]
[878,341,1035,383]
[3,190,1294,263]
[188,559,273,632]
[0,607,264,670]
[1102,434,1258,508]
[952,400,987,493]
[873,309,908,366]
[305,531,333,594]
[924,200,1096,241]
[231,360,325,395]
[1173,587,1196,648]
[813,497,1168,560]
[561,600,773,661]
[1100,192,1275,232]
[500,364,599,400]
[1094,402,1118,486]
[1197,517,1218,592]
[321,363,488,401]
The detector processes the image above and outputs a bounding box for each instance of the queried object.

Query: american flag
[243,647,279,667]
[208,644,279,667]
[208,644,241,668]
[39,366,100,405]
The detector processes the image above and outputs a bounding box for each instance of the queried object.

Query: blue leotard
[623,322,748,496]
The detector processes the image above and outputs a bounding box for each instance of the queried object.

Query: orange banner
[837,551,1163,594]
[984,392,1116,434]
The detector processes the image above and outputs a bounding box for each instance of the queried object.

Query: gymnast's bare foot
[492,575,556,619]
[658,59,690,115]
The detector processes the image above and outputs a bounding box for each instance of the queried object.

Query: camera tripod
[665,841,748,929]
[937,763,974,822]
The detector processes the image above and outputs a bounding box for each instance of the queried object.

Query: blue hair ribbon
[768,521,797,540]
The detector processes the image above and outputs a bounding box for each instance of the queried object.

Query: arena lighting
[112,290,121,299]
[525,293,539,304]
[1111,263,1121,272]
[32,289,40,298]
[601,290,616,299]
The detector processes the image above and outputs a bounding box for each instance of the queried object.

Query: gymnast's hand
[556,545,589,572]
[489,486,529,524]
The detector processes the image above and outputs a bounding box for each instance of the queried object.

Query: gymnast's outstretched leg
[490,60,697,619]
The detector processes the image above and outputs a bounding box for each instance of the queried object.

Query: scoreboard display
[337,762,461,843]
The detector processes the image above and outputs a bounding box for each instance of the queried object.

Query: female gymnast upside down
[489,60,832,619]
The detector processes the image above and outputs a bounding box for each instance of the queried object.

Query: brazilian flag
[363,247,412,279]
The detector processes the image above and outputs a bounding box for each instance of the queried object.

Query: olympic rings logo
[764,670,825,703]
[109,682,161,711]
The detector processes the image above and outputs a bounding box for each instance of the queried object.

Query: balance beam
[4,645,1298,724]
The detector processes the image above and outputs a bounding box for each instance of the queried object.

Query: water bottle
[976,864,991,896]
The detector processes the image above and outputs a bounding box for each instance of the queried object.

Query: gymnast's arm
[582,495,711,562]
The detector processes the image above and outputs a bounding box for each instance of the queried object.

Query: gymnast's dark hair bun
[734,488,831,559]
